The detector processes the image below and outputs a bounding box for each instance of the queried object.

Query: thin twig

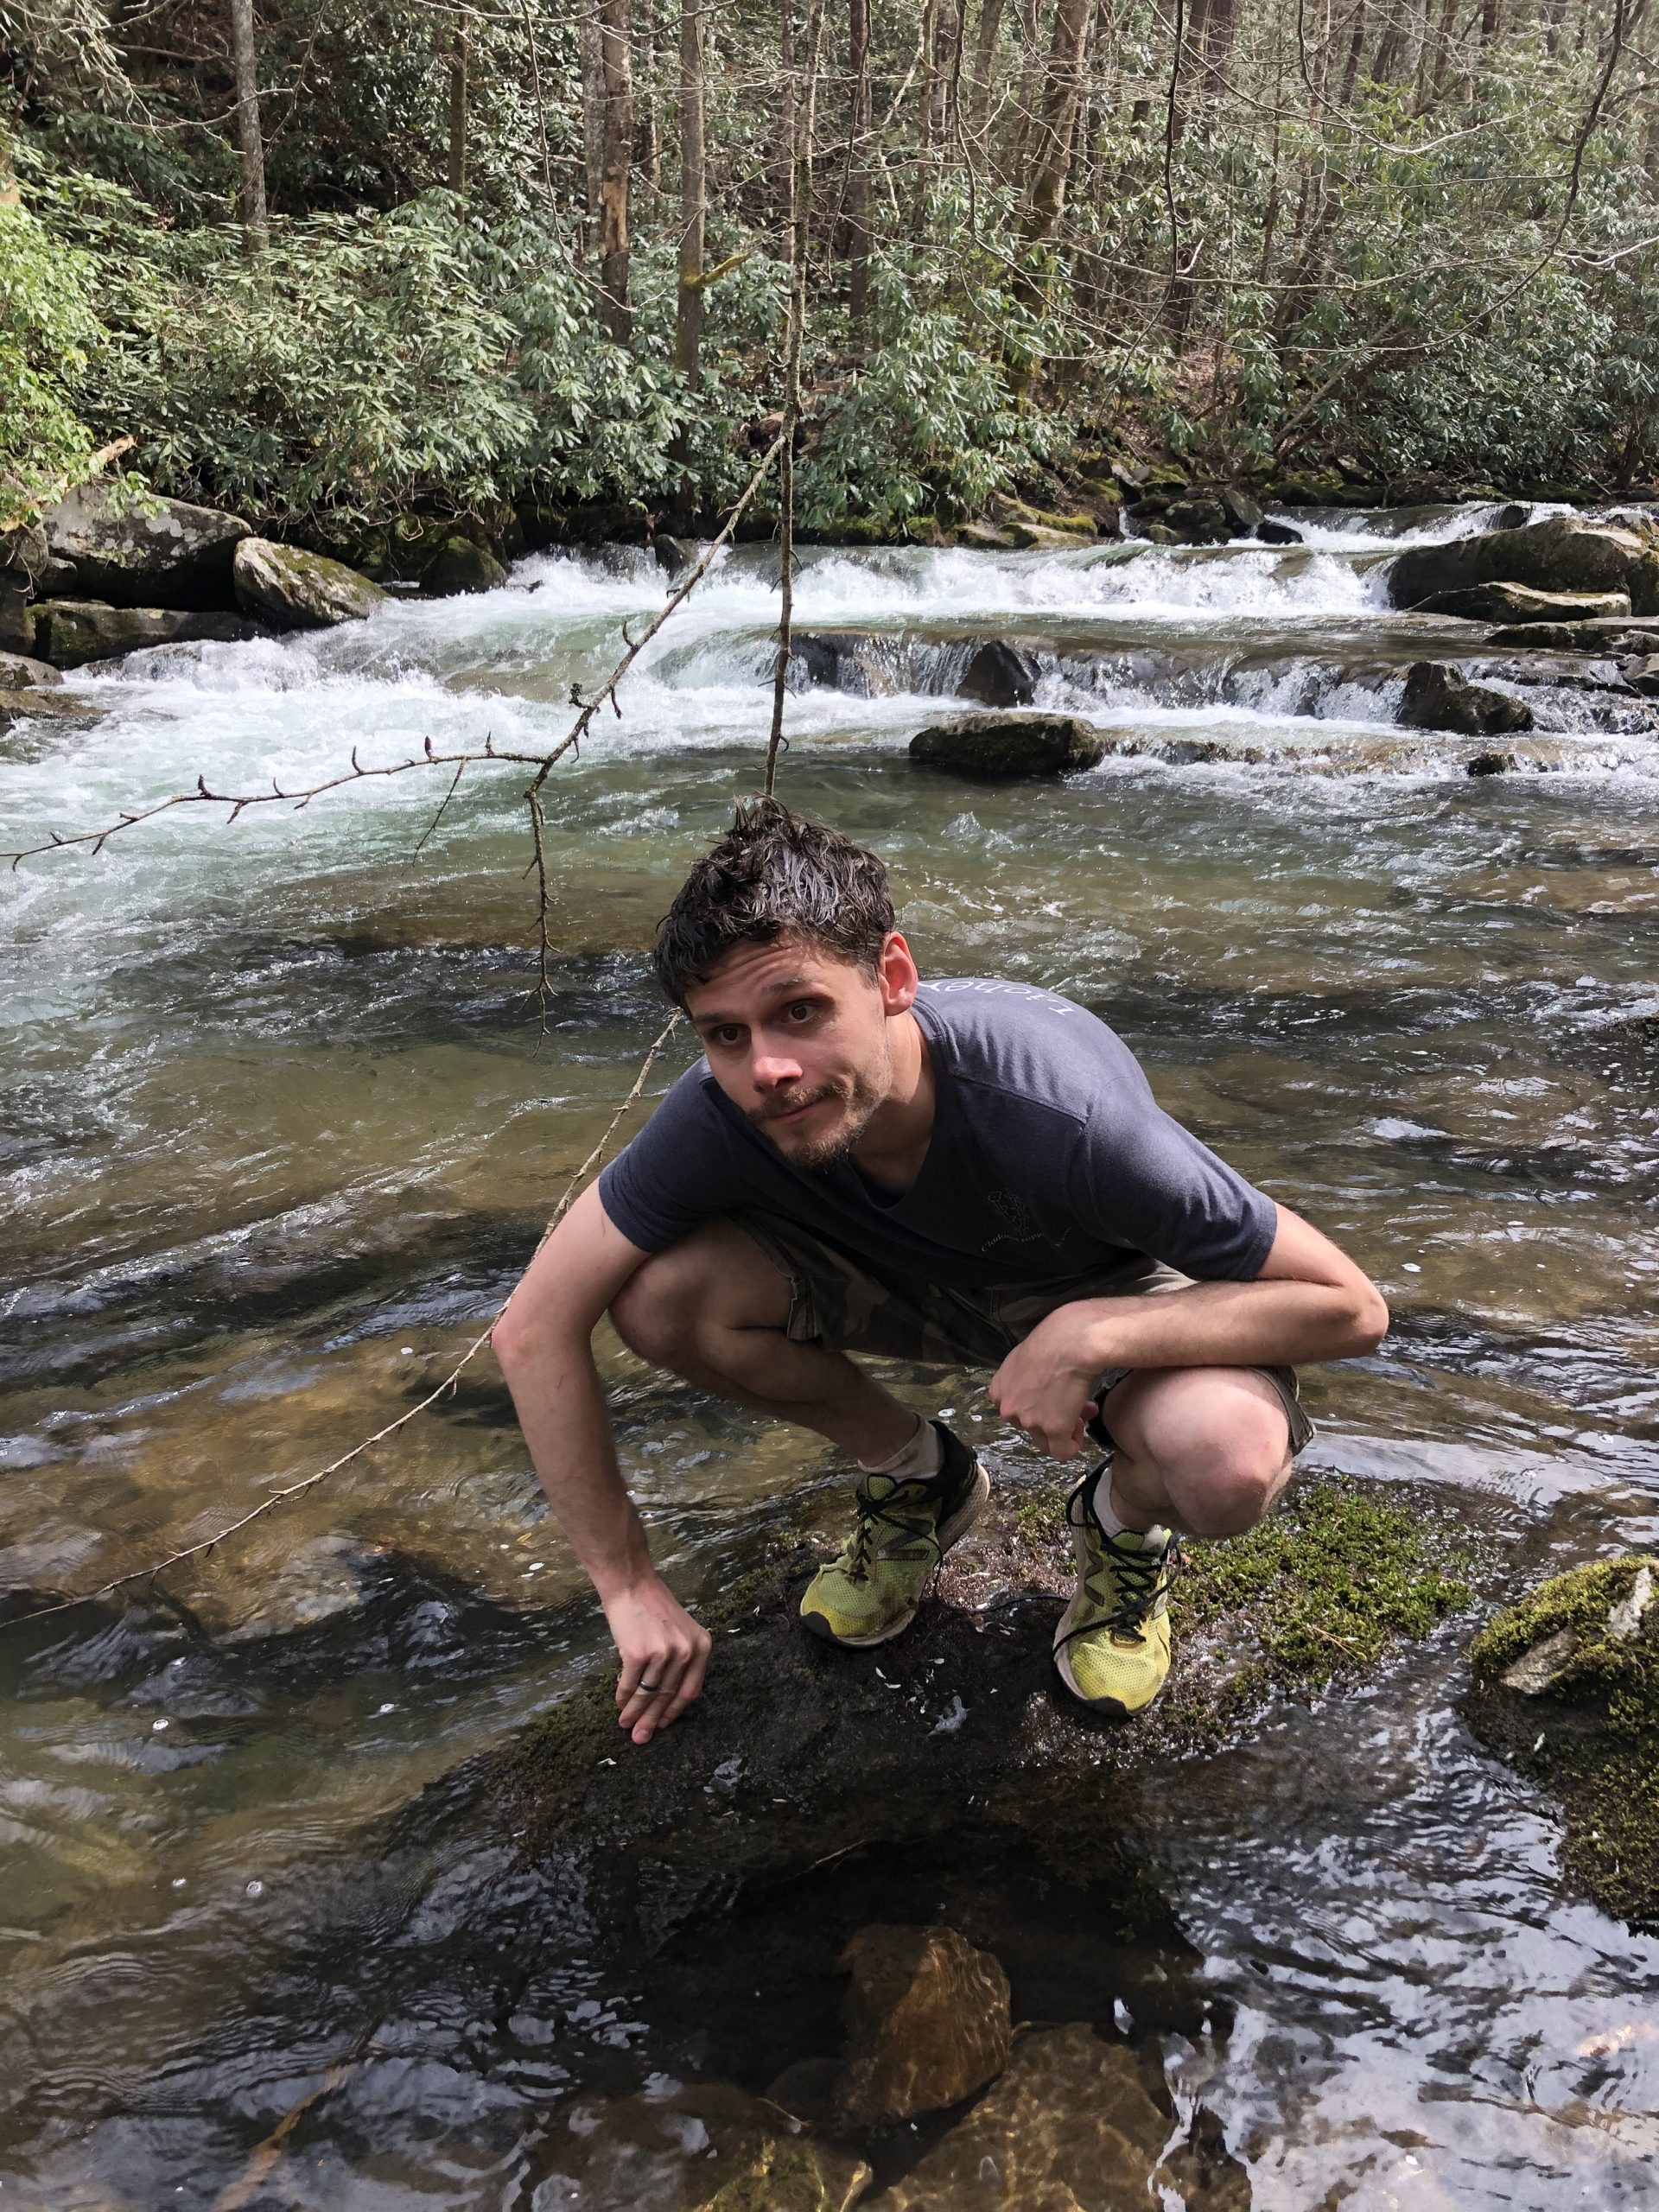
[18,1014,682,1624]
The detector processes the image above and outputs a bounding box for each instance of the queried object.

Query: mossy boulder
[232,538,386,631]
[910,712,1106,779]
[40,484,251,610]
[423,533,508,594]
[32,598,266,668]
[1464,1557,1658,1930]
[498,1478,1481,1945]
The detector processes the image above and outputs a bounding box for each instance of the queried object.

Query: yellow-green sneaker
[1052,1461,1180,1719]
[800,1423,989,1648]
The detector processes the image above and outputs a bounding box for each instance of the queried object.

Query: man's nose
[752,1051,804,1089]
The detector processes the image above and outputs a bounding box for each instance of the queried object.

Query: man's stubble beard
[748,1043,893,1173]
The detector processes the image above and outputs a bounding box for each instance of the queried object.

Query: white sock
[858,1414,944,1482]
[1099,1478,1170,1552]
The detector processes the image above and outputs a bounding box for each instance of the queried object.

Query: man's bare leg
[607,1218,918,1465]
[1096,1366,1294,1537]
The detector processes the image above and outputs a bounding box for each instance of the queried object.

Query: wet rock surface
[864,2023,1174,2211]
[31,598,266,667]
[1414,582,1631,625]
[0,686,93,734]
[835,1924,1013,2129]
[1464,1556,1658,1932]
[500,1478,1486,1950]
[1388,514,1659,613]
[1398,660,1535,735]
[0,650,60,689]
[910,712,1106,778]
[233,537,388,630]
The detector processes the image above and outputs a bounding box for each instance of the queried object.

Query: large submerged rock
[910,712,1106,779]
[835,1924,1012,2129]
[865,2023,1172,2212]
[233,538,387,630]
[1464,1555,1657,1931]
[1388,516,1659,614]
[41,485,251,609]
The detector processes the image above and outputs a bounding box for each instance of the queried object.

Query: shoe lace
[841,1481,938,1586]
[1088,1529,1181,1638]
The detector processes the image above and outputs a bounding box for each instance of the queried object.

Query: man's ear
[877,931,920,1014]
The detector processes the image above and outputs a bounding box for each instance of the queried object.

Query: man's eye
[712,1026,743,1047]
[787,1001,816,1022]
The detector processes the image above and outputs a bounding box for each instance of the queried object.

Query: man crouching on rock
[493,800,1389,1745]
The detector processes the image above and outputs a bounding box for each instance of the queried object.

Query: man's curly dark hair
[651,798,896,1008]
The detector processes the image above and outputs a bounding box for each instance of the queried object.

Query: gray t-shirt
[598,977,1276,1290]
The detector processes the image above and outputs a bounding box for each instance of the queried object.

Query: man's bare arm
[990,1205,1389,1457]
[492,1182,711,1745]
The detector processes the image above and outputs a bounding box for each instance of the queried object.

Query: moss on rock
[497,1473,1491,1940]
[1464,1556,1658,1930]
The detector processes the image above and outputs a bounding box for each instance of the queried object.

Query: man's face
[683,933,915,1170]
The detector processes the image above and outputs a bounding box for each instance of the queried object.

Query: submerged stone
[862,2023,1170,2211]
[233,538,387,630]
[1397,662,1535,736]
[910,713,1105,779]
[539,2078,870,2212]
[1464,1556,1659,1931]
[835,1923,1012,2129]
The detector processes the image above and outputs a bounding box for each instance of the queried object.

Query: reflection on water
[2,518,1656,2207]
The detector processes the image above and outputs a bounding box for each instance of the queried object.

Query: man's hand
[603,1576,713,1745]
[989,1304,1103,1459]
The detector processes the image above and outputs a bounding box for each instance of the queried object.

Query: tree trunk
[582,2,605,243]
[636,0,660,188]
[227,0,268,245]
[1025,0,1091,238]
[447,13,467,194]
[599,0,635,342]
[675,0,706,384]
[1007,0,1045,179]
[776,0,797,226]
[846,0,873,326]
[968,0,1007,142]
[1338,0,1367,100]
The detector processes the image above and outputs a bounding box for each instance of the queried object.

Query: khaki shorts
[734,1209,1313,1457]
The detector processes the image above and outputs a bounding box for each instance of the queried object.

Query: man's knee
[1111,1371,1291,1537]
[609,1244,709,1366]
[608,1221,790,1370]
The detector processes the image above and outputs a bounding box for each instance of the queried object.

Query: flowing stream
[3,510,1657,2207]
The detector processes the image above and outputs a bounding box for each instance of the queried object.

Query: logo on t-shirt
[982,1188,1044,1251]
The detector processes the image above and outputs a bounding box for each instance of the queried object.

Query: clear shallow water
[2,518,1657,2209]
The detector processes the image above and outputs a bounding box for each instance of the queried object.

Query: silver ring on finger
[637,1679,660,1694]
